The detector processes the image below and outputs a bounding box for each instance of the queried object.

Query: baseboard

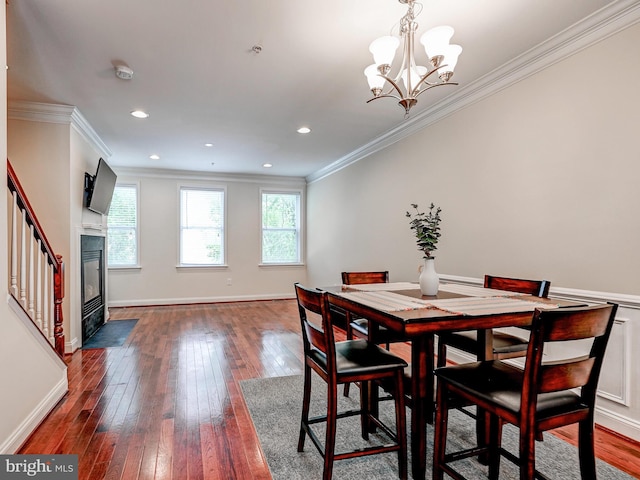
[108,293,296,308]
[0,375,68,454]
[66,336,80,354]
[595,405,640,443]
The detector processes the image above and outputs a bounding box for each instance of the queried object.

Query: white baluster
[28,225,35,319]
[10,192,18,297]
[35,240,43,331]
[20,213,27,308]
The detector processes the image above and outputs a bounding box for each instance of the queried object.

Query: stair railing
[7,159,65,356]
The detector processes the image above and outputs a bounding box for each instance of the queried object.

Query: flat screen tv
[85,158,117,215]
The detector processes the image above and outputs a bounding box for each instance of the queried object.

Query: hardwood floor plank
[16,300,640,479]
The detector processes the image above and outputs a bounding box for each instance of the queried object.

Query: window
[107,184,138,267]
[261,190,301,264]
[180,187,225,266]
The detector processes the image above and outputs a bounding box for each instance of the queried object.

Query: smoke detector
[115,65,134,80]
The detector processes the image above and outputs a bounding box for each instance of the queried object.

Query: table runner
[438,283,526,297]
[343,281,418,291]
[338,290,433,311]
[428,296,559,316]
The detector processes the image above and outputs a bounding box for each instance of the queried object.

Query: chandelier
[364,0,462,115]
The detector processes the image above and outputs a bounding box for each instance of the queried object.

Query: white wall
[307,22,640,294]
[107,170,307,306]
[0,9,67,453]
[306,22,640,440]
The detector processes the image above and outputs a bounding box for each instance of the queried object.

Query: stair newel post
[54,254,65,355]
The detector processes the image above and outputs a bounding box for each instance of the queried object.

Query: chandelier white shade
[365,0,462,115]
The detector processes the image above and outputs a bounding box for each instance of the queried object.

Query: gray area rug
[240,374,633,480]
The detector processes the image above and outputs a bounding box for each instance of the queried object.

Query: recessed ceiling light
[263,163,273,168]
[297,127,311,134]
[131,110,149,119]
[204,143,214,147]
[149,154,160,160]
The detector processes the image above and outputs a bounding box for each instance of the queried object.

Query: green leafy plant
[406,203,442,259]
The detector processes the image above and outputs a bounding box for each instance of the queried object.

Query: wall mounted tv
[84,158,117,215]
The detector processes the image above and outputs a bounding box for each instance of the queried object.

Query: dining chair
[294,283,408,480]
[340,271,406,397]
[432,303,618,480]
[436,275,551,368]
[327,271,390,332]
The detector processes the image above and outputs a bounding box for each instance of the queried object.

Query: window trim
[178,184,227,267]
[107,182,140,269]
[259,187,304,266]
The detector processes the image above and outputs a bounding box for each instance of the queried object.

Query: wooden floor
[19,300,640,479]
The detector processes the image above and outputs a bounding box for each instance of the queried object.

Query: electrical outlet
[227,278,232,286]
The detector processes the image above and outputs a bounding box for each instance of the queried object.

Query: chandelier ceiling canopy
[365,0,462,116]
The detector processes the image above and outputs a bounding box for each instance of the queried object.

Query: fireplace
[81,235,106,342]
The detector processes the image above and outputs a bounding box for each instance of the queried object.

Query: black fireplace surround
[81,235,105,342]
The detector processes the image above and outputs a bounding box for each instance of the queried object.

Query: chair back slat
[523,303,617,403]
[342,271,389,285]
[295,283,335,359]
[543,309,612,342]
[304,321,328,354]
[538,357,595,393]
[484,275,550,298]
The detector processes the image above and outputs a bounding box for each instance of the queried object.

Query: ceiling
[6,0,620,178]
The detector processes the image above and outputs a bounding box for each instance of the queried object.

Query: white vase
[419,257,439,296]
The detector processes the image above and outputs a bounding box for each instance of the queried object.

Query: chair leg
[393,370,408,480]
[343,314,354,397]
[432,379,450,480]
[488,414,503,480]
[343,381,351,397]
[519,425,536,480]
[323,381,338,480]
[297,364,312,452]
[578,417,597,479]
[360,380,370,441]
[437,338,447,368]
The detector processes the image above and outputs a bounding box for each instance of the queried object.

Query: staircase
[6,159,65,356]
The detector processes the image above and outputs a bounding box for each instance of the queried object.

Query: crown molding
[306,0,640,184]
[8,100,112,159]
[114,166,307,187]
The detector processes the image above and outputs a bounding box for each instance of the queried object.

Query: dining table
[324,281,581,480]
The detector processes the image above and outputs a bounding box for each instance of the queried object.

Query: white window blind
[107,184,138,267]
[180,187,225,265]
[261,191,301,264]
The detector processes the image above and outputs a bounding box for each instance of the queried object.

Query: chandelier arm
[409,68,444,95]
[366,93,403,104]
[378,75,407,100]
[412,81,458,99]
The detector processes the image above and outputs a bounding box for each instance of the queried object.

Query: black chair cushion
[308,339,407,377]
[435,361,587,419]
[351,319,406,344]
[439,330,529,355]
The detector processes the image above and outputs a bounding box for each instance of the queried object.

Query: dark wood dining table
[324,282,580,480]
